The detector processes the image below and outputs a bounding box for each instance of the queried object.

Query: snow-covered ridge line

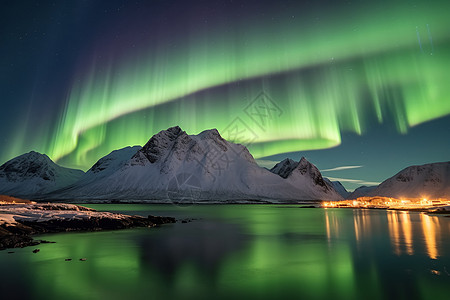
[0,151,84,197]
[0,126,344,201]
[2,126,447,201]
[366,161,450,199]
[17,126,340,202]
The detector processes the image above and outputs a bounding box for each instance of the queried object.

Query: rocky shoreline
[0,203,175,250]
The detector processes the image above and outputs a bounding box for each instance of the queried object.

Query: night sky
[1,0,449,190]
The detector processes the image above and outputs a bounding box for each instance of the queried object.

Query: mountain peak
[270,158,299,178]
[197,128,222,140]
[270,156,330,190]
[295,157,328,188]
[270,157,318,178]
[166,125,183,135]
[298,156,308,164]
[131,126,247,166]
[367,161,450,199]
[195,128,230,154]
[22,151,51,161]
[0,151,53,179]
[132,126,189,164]
[0,151,84,197]
[297,157,316,175]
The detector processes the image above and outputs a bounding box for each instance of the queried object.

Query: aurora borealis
[1,0,449,190]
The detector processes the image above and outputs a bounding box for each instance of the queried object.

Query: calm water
[1,205,449,300]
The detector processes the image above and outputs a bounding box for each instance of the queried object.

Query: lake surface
[1,205,449,300]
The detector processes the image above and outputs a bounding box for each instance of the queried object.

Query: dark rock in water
[147,215,176,225]
[18,214,175,234]
[32,249,40,253]
[65,258,72,261]
[178,218,197,224]
[39,240,55,244]
[0,233,40,250]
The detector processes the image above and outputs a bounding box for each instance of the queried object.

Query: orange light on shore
[321,197,450,211]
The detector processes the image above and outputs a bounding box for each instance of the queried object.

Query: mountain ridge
[0,151,84,197]
[365,161,450,199]
[1,127,448,202]
[44,126,342,202]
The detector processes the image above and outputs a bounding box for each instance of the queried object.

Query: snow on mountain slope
[0,151,84,197]
[270,158,343,201]
[323,178,349,198]
[366,161,450,199]
[49,126,342,202]
[346,186,376,200]
[269,158,298,178]
[44,146,142,198]
[85,146,142,181]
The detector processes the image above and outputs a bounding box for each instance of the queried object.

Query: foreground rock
[0,203,175,250]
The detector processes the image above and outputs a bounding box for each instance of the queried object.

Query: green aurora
[4,1,450,170]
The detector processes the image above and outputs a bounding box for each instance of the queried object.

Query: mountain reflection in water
[0,205,448,300]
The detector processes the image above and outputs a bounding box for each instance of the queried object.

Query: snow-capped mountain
[47,126,342,202]
[366,161,450,199]
[269,158,343,200]
[5,130,446,203]
[83,146,142,182]
[323,178,349,198]
[346,186,376,200]
[0,151,84,197]
[270,158,299,178]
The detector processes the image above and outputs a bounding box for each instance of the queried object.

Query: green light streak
[5,1,450,169]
